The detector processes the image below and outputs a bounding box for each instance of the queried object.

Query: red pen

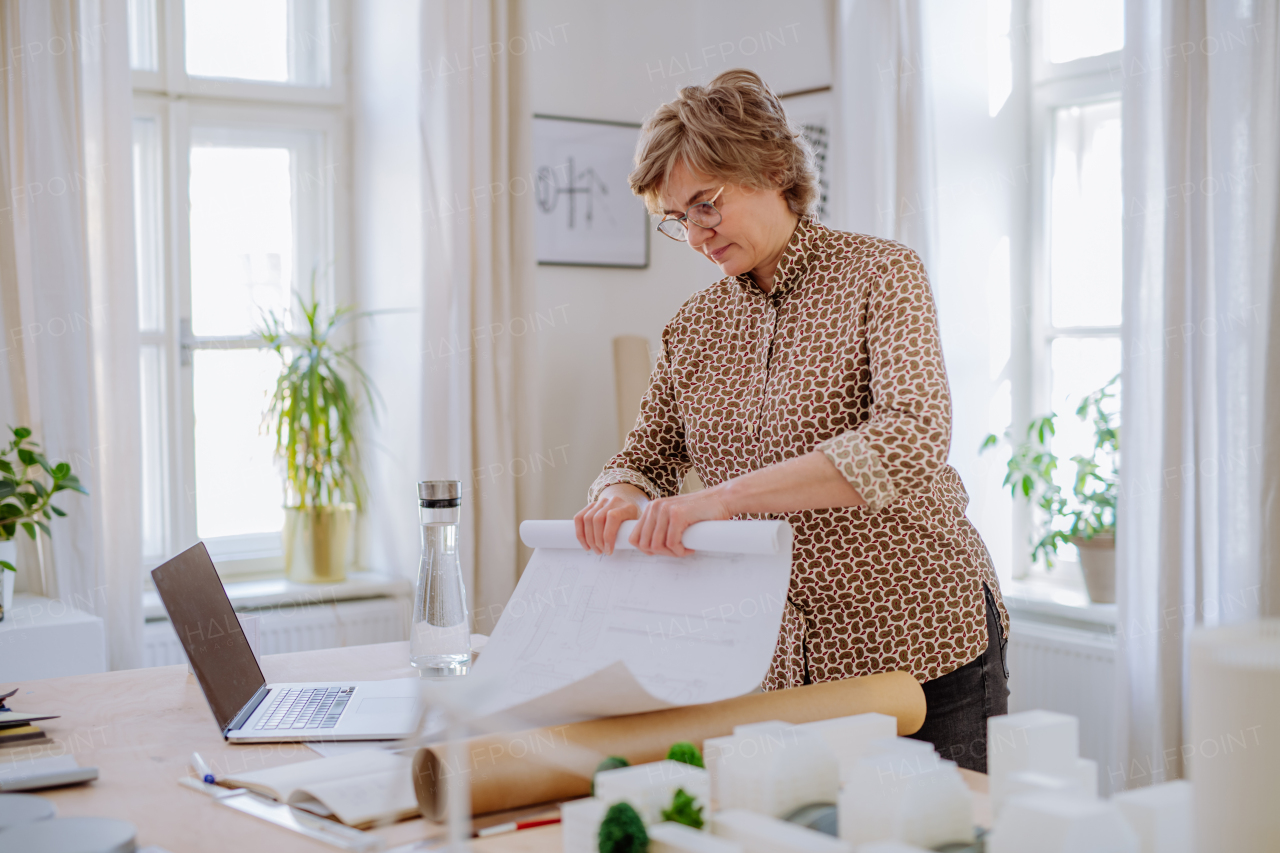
[475,817,562,837]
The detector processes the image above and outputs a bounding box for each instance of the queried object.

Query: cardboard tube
[413,671,925,819]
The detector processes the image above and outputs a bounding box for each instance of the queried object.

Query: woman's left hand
[628,487,732,557]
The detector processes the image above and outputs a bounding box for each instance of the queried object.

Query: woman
[573,69,1010,772]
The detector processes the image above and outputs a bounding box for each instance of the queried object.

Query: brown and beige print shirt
[589,216,1009,689]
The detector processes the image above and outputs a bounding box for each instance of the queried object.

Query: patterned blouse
[588,216,1009,689]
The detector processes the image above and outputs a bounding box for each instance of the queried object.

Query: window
[128,0,348,577]
[1016,0,1123,583]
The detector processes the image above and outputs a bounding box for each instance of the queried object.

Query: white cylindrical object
[1188,620,1280,852]
[519,520,793,556]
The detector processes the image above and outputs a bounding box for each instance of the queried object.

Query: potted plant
[0,426,88,619]
[258,287,377,584]
[981,376,1120,603]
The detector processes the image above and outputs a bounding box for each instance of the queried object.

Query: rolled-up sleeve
[587,327,692,502]
[817,247,952,512]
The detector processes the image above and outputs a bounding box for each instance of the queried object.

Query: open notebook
[217,749,417,828]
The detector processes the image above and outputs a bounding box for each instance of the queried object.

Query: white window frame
[1014,0,1123,582]
[131,0,351,579]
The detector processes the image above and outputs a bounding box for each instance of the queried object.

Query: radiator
[143,596,411,668]
[1006,617,1118,795]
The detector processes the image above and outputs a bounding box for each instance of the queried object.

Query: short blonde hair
[629,69,819,218]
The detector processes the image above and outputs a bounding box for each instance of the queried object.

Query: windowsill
[142,571,411,621]
[1003,574,1117,634]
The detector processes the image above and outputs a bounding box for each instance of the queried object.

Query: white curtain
[418,0,535,624]
[0,0,141,668]
[1118,0,1280,787]
[833,0,936,268]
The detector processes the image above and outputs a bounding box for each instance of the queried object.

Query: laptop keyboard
[254,686,356,730]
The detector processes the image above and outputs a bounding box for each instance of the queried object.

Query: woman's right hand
[574,484,649,555]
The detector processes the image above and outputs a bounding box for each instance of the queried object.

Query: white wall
[524,0,835,519]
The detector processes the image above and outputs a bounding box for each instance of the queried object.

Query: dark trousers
[907,583,1010,773]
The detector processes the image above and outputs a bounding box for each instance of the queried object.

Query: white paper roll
[518,519,793,556]
[1188,619,1280,852]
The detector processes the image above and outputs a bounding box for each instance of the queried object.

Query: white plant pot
[0,539,16,621]
[1072,535,1116,604]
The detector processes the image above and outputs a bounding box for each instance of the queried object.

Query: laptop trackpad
[355,697,414,715]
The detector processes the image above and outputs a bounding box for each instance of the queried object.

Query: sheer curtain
[833,0,936,268]
[418,0,535,623]
[0,0,141,668]
[1118,0,1280,787]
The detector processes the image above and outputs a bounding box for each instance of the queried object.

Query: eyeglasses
[656,187,724,241]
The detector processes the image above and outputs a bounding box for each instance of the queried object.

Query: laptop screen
[152,542,266,732]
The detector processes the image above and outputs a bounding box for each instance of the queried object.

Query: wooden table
[1,641,990,851]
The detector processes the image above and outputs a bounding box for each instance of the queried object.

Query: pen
[190,751,215,784]
[475,817,561,837]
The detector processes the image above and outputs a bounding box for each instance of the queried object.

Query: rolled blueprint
[412,670,926,819]
[519,519,793,555]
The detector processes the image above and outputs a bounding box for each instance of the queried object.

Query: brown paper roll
[413,671,925,819]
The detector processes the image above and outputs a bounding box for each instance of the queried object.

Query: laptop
[152,542,423,743]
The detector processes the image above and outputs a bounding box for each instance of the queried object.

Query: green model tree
[661,788,704,829]
[591,755,629,796]
[665,741,704,768]
[598,801,648,853]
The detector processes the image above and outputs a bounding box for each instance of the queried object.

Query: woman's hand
[629,488,732,557]
[575,484,649,555]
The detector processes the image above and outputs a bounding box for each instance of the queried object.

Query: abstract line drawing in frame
[533,114,649,268]
[779,87,833,221]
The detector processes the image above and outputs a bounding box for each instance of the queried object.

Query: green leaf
[52,462,70,479]
[50,505,66,517]
[13,427,30,440]
[661,788,705,830]
[35,520,50,538]
[0,561,15,572]
[21,522,35,540]
[0,460,13,476]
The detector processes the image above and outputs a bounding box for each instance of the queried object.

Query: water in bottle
[411,480,471,675]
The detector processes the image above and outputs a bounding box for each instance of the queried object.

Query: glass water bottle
[411,480,471,675]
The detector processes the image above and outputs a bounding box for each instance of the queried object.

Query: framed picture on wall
[778,87,833,222]
[533,115,649,268]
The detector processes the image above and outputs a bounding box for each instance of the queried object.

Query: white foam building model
[703,721,839,817]
[712,809,850,853]
[791,712,898,778]
[1112,780,1193,853]
[838,737,974,849]
[649,821,744,853]
[593,760,712,826]
[562,796,609,853]
[561,760,711,853]
[985,711,1197,853]
[985,793,1139,853]
[986,710,1097,816]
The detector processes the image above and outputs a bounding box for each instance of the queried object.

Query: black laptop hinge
[225,685,270,737]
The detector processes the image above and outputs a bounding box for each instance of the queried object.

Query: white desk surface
[1,640,989,851]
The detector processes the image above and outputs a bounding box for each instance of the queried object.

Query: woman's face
[658,161,794,280]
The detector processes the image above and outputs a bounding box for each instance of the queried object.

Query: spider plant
[257,286,378,513]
